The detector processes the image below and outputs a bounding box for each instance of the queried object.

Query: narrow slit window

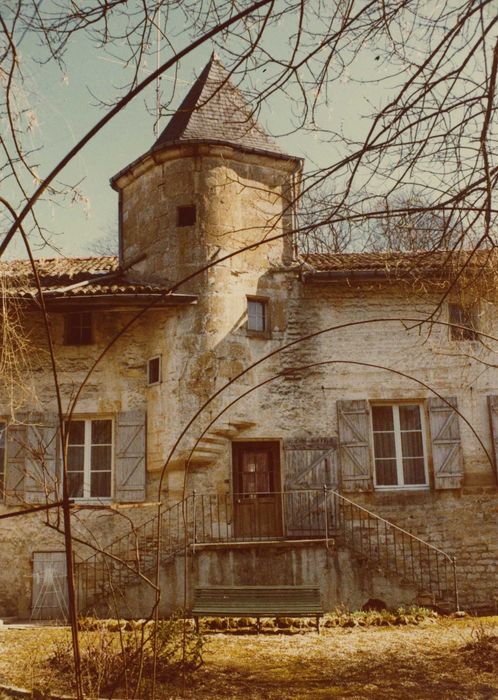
[177,205,196,227]
[147,356,161,386]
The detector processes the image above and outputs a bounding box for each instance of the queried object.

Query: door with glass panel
[371,404,428,488]
[232,442,282,538]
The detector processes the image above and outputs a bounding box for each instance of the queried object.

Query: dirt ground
[0,616,497,699]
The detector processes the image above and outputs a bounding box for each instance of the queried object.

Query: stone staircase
[76,487,458,615]
[189,419,256,464]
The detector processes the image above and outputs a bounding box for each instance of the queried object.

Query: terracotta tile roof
[300,250,495,277]
[0,256,119,287]
[0,256,196,305]
[153,54,285,157]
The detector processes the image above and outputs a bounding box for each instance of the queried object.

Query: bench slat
[191,586,323,626]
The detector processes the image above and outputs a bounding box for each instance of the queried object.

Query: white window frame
[246,296,270,335]
[147,355,162,386]
[64,417,114,502]
[371,403,429,491]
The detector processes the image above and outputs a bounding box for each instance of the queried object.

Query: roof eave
[301,269,444,283]
[11,293,198,310]
[111,140,303,190]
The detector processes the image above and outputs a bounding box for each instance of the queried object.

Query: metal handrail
[76,487,459,612]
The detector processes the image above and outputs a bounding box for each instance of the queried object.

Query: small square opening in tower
[177,205,196,227]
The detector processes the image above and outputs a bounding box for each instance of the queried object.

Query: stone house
[1,55,497,619]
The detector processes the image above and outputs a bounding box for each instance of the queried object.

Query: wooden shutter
[5,421,27,505]
[24,413,60,503]
[283,439,338,536]
[115,409,146,502]
[487,395,498,484]
[337,400,373,492]
[428,396,463,490]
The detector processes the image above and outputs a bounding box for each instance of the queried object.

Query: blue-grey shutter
[24,413,60,503]
[428,396,463,490]
[337,400,373,492]
[5,421,27,505]
[115,410,146,502]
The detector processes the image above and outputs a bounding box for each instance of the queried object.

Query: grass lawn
[0,615,497,698]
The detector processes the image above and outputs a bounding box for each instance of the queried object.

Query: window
[449,303,477,341]
[177,205,196,227]
[371,404,428,488]
[147,356,161,385]
[65,419,112,499]
[64,312,92,345]
[0,423,5,495]
[247,297,269,334]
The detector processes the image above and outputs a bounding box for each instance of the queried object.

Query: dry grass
[0,616,497,698]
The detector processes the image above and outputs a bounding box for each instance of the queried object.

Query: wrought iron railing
[331,489,458,610]
[76,487,458,613]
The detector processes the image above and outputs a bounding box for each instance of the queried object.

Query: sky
[3,6,394,260]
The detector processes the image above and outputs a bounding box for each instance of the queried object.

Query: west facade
[0,56,497,619]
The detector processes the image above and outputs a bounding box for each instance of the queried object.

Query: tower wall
[115,143,299,295]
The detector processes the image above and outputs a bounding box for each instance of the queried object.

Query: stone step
[189,450,219,464]
[192,445,223,455]
[200,435,227,445]
[229,420,256,430]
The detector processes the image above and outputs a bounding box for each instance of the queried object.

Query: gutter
[9,293,198,309]
[301,268,442,283]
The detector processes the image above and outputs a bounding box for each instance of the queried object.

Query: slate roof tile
[153,54,283,156]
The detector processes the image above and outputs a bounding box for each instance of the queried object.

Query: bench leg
[316,615,320,634]
[195,616,199,634]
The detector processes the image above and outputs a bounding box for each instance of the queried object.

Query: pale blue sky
[5,12,393,260]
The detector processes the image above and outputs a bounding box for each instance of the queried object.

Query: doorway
[31,551,69,620]
[232,441,282,538]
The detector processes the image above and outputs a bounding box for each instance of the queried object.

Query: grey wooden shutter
[428,396,463,490]
[24,413,60,503]
[5,421,27,505]
[488,395,498,483]
[283,439,338,536]
[337,400,373,492]
[115,409,146,502]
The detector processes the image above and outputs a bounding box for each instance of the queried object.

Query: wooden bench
[191,585,323,632]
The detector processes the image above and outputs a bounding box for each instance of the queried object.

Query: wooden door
[232,442,282,538]
[31,551,69,620]
[283,439,338,537]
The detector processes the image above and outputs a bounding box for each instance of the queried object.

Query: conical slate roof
[153,54,283,156]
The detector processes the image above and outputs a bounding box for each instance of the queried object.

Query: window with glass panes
[247,298,267,332]
[64,312,92,345]
[0,423,5,496]
[371,404,427,488]
[65,419,112,499]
